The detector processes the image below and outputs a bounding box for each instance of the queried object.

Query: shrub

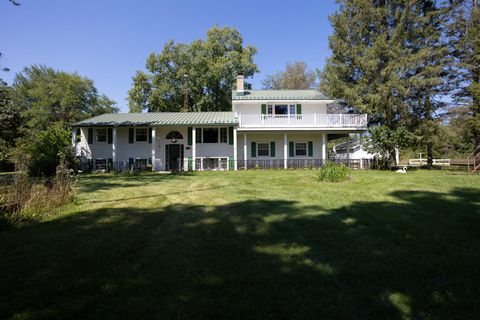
[0,155,75,229]
[318,161,350,182]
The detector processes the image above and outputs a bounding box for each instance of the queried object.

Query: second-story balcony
[238,114,368,129]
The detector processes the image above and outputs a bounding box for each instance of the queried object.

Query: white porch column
[359,133,364,169]
[322,133,327,164]
[346,136,350,165]
[112,127,117,163]
[233,127,238,170]
[71,129,77,156]
[71,128,76,146]
[284,133,288,169]
[243,133,247,170]
[192,127,196,171]
[151,127,156,171]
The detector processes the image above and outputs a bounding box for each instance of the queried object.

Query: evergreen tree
[449,0,480,155]
[402,1,451,165]
[320,0,410,163]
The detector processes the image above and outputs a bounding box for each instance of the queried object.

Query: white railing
[238,114,368,128]
[409,158,451,166]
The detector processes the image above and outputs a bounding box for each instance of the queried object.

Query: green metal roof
[74,112,237,127]
[232,89,331,100]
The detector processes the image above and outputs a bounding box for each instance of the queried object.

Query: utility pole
[183,74,189,112]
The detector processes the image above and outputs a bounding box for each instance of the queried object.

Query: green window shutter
[88,159,93,171]
[289,141,295,157]
[87,128,93,144]
[270,141,275,157]
[251,142,256,158]
[261,104,267,115]
[148,128,152,143]
[107,128,113,144]
[128,128,134,144]
[108,158,113,171]
[75,128,81,142]
[296,104,302,114]
[187,127,193,145]
[188,157,192,171]
[308,141,313,157]
[228,156,234,170]
[228,127,234,145]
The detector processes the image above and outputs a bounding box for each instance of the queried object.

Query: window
[166,131,183,140]
[135,158,147,168]
[257,142,270,157]
[95,159,106,170]
[289,105,296,116]
[136,128,147,142]
[220,128,227,143]
[275,105,288,115]
[295,142,307,156]
[196,128,202,143]
[203,128,219,143]
[96,129,107,143]
[268,104,296,115]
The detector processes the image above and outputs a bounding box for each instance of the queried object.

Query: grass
[1,170,479,320]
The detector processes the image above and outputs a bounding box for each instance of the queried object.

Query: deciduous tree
[128,26,258,112]
[13,65,118,132]
[262,61,317,90]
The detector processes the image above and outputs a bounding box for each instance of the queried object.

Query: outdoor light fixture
[185,146,191,150]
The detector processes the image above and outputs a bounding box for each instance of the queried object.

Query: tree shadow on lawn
[1,188,479,319]
[77,172,194,193]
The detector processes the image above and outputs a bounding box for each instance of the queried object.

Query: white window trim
[295,142,308,157]
[135,127,148,143]
[196,127,228,144]
[257,141,270,157]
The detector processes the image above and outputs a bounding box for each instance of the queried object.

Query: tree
[0,83,21,163]
[320,0,411,163]
[20,123,73,176]
[449,0,480,155]
[13,65,118,132]
[402,1,451,165]
[262,61,317,90]
[128,26,258,112]
[366,125,412,168]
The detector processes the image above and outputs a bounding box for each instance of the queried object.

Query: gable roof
[232,89,330,101]
[74,112,237,127]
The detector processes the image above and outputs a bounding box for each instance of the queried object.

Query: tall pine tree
[449,0,480,155]
[402,1,451,165]
[320,0,410,163]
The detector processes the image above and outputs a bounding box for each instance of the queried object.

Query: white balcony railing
[238,114,368,128]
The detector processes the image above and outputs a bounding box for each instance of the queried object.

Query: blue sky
[0,0,338,112]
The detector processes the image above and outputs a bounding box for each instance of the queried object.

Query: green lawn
[1,170,479,319]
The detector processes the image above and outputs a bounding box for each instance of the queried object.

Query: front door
[165,144,183,171]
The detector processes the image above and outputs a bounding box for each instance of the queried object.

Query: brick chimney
[236,74,244,93]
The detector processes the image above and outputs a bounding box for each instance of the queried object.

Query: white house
[73,75,368,171]
[333,137,376,161]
